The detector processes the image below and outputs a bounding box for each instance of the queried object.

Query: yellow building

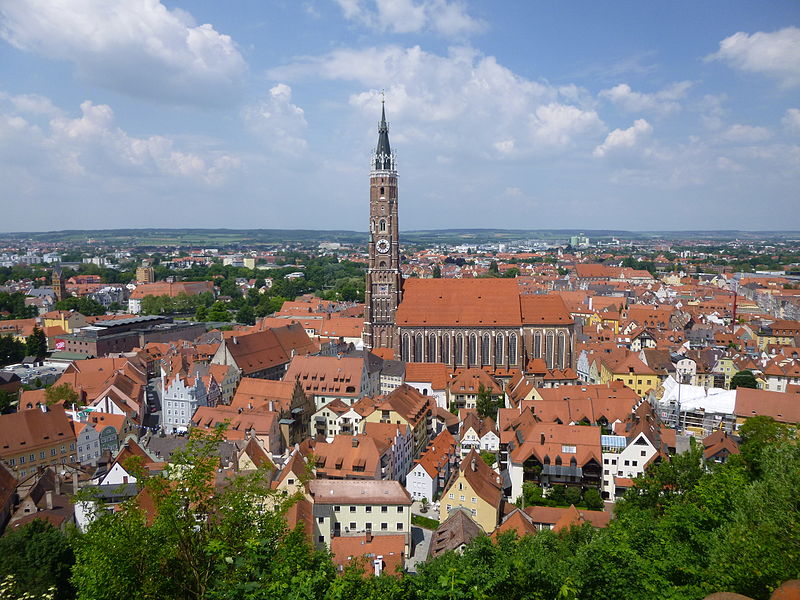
[439,450,503,533]
[42,310,88,334]
[598,353,660,398]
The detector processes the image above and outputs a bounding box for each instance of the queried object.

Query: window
[8,458,14,466]
[455,334,464,364]
[18,456,24,464]
[39,451,45,459]
[624,460,630,466]
[349,522,356,530]
[397,506,403,513]
[448,493,454,499]
[604,469,609,475]
[640,450,647,456]
[396,523,403,530]
[318,517,324,523]
[318,536,324,543]
[29,454,34,462]
[471,509,477,516]
[350,506,356,512]
[460,495,465,501]
[334,506,340,512]
[366,506,372,513]
[481,334,490,366]
[458,482,463,491]
[381,506,388,513]
[468,334,477,366]
[381,522,388,531]
[471,497,476,504]
[509,334,517,364]
[441,334,450,363]
[632,461,638,466]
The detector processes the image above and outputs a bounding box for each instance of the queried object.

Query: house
[0,406,78,478]
[362,421,414,484]
[230,377,314,447]
[161,366,209,433]
[357,384,433,459]
[308,479,412,554]
[405,429,457,502]
[192,406,282,455]
[330,533,406,576]
[311,433,391,480]
[428,508,482,558]
[211,323,317,380]
[702,430,740,464]
[524,505,611,531]
[284,354,373,409]
[439,450,504,533]
[458,412,499,458]
[448,369,503,411]
[403,362,450,410]
[507,422,603,502]
[128,281,214,314]
[491,508,537,540]
[71,421,102,465]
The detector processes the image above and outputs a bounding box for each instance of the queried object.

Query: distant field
[2,227,799,247]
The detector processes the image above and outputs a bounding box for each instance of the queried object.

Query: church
[363,103,574,371]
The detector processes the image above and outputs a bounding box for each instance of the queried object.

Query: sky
[1,0,799,233]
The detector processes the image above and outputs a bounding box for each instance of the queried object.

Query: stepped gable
[396,278,522,327]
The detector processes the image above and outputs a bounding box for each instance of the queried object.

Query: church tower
[52,264,67,303]
[363,100,402,352]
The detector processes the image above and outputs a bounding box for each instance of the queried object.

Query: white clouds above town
[599,81,693,115]
[0,92,240,184]
[333,0,484,37]
[707,27,800,88]
[0,0,246,106]
[272,45,604,157]
[720,123,772,143]
[784,108,800,134]
[593,119,652,158]
[241,84,308,156]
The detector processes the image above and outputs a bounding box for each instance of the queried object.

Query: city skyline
[1,0,799,232]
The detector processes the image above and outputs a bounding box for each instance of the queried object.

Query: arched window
[379,186,385,196]
[546,333,555,368]
[495,333,504,364]
[543,455,551,465]
[379,219,386,232]
[455,334,464,365]
[414,334,423,362]
[441,334,450,364]
[509,334,518,365]
[557,332,566,370]
[428,334,436,363]
[401,334,410,362]
[481,334,490,365]
[555,456,562,466]
[534,333,542,358]
[570,457,577,467]
[379,261,386,268]
[468,334,477,366]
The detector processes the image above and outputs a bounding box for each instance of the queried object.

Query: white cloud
[272,45,604,157]
[707,27,800,88]
[242,84,308,155]
[0,0,246,106]
[593,118,652,158]
[333,0,484,37]
[720,124,772,143]
[783,108,800,134]
[0,92,63,117]
[599,81,693,115]
[0,93,239,183]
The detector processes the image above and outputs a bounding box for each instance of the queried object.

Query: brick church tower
[363,100,402,352]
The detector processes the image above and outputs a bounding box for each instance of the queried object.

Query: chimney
[269,401,274,412]
[352,437,359,448]
[72,470,79,494]
[45,490,54,511]
[373,556,383,577]
[39,403,48,413]
[471,457,477,471]
[54,474,61,496]
[232,337,238,345]
[366,532,373,543]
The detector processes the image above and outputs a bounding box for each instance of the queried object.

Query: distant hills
[1,228,799,247]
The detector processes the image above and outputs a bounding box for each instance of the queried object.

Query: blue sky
[1,0,799,233]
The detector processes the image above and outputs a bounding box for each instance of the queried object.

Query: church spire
[373,96,395,171]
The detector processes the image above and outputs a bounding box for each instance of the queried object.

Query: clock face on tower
[376,239,390,254]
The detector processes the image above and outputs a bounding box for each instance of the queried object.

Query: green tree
[730,369,758,389]
[432,265,441,278]
[583,488,604,511]
[26,327,48,358]
[0,390,17,414]
[475,384,502,420]
[44,383,80,407]
[206,301,231,322]
[71,427,330,600]
[737,415,795,479]
[54,297,106,317]
[0,335,25,366]
[0,520,74,600]
[479,450,495,467]
[235,304,255,326]
[488,261,500,276]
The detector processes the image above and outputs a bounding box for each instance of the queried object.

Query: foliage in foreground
[67,421,800,600]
